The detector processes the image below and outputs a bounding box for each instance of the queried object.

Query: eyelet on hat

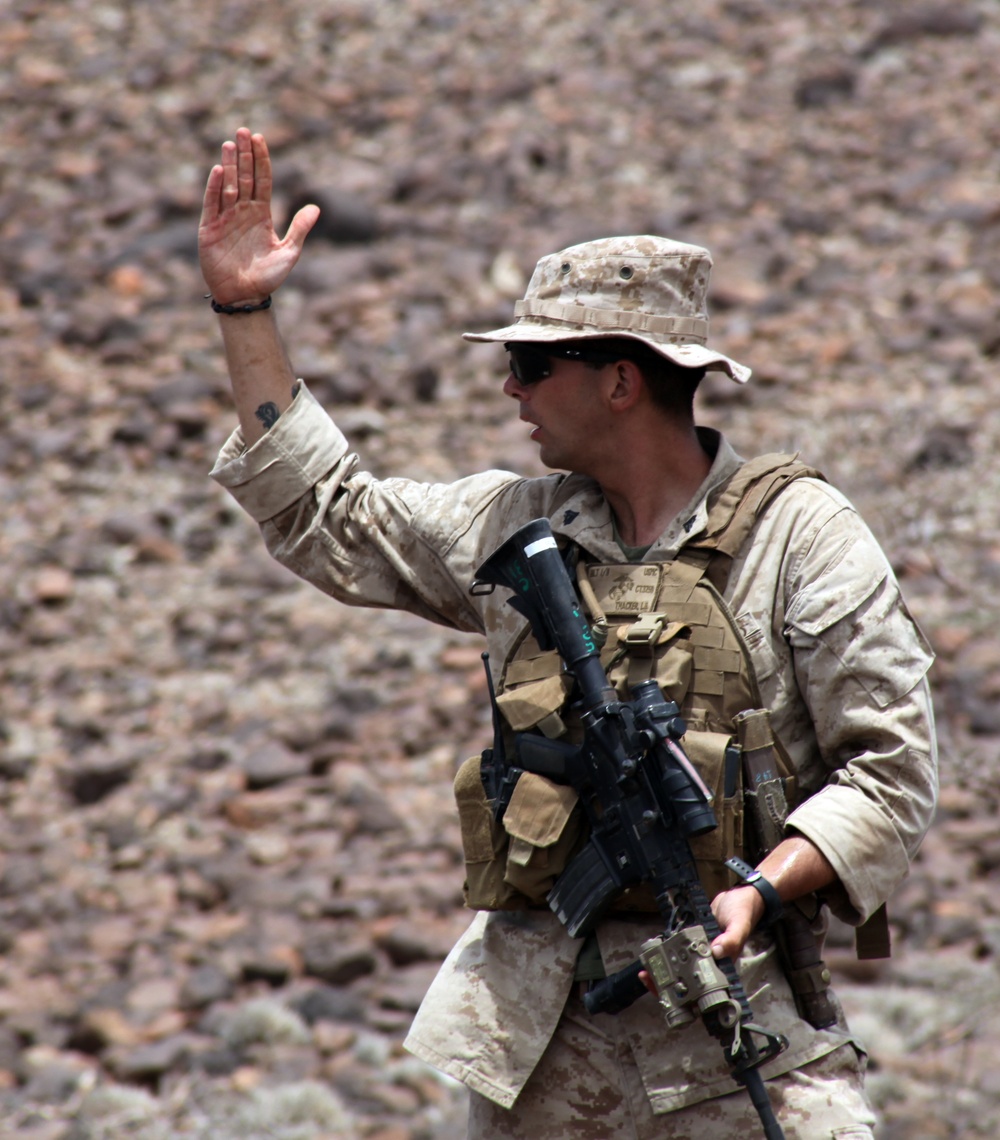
[619,266,634,279]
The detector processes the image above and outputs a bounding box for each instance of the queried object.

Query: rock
[329,761,404,835]
[0,2,998,1136]
[375,963,440,1013]
[862,6,984,56]
[62,752,138,806]
[72,1008,141,1050]
[291,985,368,1026]
[20,1047,96,1105]
[241,741,312,790]
[180,964,234,1010]
[106,1035,192,1081]
[240,953,295,987]
[905,424,975,472]
[220,999,312,1052]
[794,68,857,110]
[244,830,293,865]
[31,567,75,604]
[223,786,303,829]
[371,915,458,966]
[283,185,381,246]
[302,931,379,987]
[189,1045,242,1076]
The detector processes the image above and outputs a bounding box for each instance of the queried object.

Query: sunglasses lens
[508,346,550,385]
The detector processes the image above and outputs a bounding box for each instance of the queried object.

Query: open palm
[199,128,318,305]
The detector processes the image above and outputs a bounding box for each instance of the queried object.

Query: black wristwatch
[724,856,785,927]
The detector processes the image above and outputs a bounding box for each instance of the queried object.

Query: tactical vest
[455,455,821,915]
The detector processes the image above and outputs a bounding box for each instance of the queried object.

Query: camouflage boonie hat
[464,235,750,384]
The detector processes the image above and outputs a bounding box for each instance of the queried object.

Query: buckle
[623,613,668,649]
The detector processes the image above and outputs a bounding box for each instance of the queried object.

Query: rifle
[473,517,788,1140]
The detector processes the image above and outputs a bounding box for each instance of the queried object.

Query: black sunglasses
[505,342,626,385]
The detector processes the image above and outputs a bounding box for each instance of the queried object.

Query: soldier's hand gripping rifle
[473,518,789,1140]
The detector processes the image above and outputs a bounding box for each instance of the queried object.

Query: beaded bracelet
[206,294,272,315]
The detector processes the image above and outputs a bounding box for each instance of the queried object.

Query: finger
[236,127,255,202]
[252,132,272,203]
[220,139,238,206]
[200,163,224,223]
[711,932,736,960]
[711,920,749,961]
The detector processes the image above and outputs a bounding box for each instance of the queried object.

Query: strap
[513,300,709,342]
[725,856,785,927]
[687,454,825,593]
[855,903,892,960]
[711,454,823,541]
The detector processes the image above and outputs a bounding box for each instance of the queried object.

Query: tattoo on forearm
[255,401,280,430]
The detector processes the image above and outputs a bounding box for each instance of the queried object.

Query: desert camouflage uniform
[212,382,937,1138]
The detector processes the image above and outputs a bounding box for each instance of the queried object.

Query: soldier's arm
[198,127,319,444]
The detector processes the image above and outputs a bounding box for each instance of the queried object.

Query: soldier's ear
[607,358,645,413]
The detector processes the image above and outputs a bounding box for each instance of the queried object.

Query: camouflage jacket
[212,382,937,1112]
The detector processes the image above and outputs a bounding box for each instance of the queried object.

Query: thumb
[282,203,321,250]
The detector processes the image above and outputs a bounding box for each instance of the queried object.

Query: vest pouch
[453,755,525,911]
[496,673,571,735]
[605,619,694,706]
[681,730,744,899]
[502,771,584,904]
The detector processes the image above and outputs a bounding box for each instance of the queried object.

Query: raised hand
[199,128,319,306]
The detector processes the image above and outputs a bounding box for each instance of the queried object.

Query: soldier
[200,128,937,1138]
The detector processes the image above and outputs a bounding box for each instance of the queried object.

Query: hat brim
[462,324,751,384]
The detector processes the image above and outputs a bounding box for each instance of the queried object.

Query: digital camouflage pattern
[468,1022,876,1139]
[462,235,752,383]
[212,382,936,1121]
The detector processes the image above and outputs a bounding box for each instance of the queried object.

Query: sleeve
[778,487,938,926]
[210,382,523,633]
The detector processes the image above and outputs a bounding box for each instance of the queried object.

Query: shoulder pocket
[785,533,887,637]
[801,579,935,709]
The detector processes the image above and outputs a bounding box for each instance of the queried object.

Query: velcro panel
[693,646,742,673]
[505,652,563,686]
[688,626,724,648]
[689,669,725,696]
[664,602,713,626]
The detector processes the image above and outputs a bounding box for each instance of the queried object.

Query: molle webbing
[457,455,823,914]
[694,454,825,591]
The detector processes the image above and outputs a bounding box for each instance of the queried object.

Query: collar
[548,428,744,563]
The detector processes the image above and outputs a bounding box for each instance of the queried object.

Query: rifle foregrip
[583,961,646,1016]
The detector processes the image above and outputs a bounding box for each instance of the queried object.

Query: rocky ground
[2,1,1000,1136]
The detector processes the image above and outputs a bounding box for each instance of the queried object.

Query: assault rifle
[473,518,788,1140]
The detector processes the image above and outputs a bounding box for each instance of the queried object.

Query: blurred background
[1,1,999,1136]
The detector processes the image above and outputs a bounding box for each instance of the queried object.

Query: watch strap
[724,856,785,927]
